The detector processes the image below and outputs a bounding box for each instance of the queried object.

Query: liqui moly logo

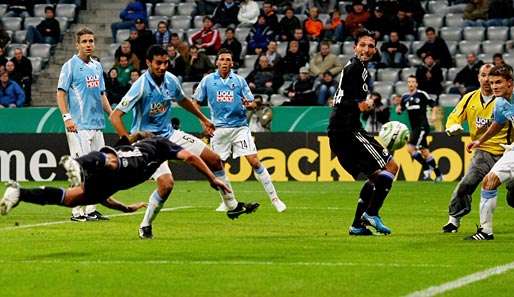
[85,75,100,88]
[216,90,234,102]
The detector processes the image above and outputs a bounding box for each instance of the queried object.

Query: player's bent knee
[157,175,174,198]
[385,159,399,175]
[482,173,501,190]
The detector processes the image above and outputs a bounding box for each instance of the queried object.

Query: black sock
[367,171,394,216]
[412,151,427,166]
[352,180,374,227]
[426,157,441,176]
[20,187,65,206]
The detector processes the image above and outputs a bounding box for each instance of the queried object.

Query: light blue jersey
[116,71,185,138]
[193,70,253,128]
[493,97,514,125]
[57,55,106,130]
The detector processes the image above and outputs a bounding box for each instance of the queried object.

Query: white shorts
[66,129,105,157]
[151,130,208,179]
[211,126,257,161]
[490,150,514,183]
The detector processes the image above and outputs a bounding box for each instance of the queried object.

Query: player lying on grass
[0,135,257,223]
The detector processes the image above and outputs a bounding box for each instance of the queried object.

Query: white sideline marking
[0,206,192,231]
[288,107,313,132]
[36,107,57,133]
[405,261,514,297]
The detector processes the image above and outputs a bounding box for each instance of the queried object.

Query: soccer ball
[378,121,410,151]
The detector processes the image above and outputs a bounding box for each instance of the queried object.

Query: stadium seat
[24,17,44,30]
[116,29,130,43]
[417,26,427,41]
[458,40,480,55]
[2,17,22,31]
[410,40,423,54]
[504,54,514,67]
[164,0,181,3]
[7,44,28,57]
[235,27,250,41]
[33,4,48,18]
[373,81,393,97]
[171,16,192,30]
[446,68,459,81]
[427,0,448,13]
[155,3,175,16]
[193,15,203,28]
[478,53,493,63]
[330,42,340,55]
[440,27,461,41]
[244,55,257,68]
[400,67,417,81]
[487,26,509,41]
[445,14,464,27]
[29,44,51,61]
[319,14,330,24]
[28,57,43,75]
[407,54,422,66]
[109,43,120,56]
[446,40,458,55]
[14,30,26,43]
[454,54,467,68]
[5,30,12,41]
[100,56,115,72]
[0,4,7,16]
[376,68,399,82]
[56,4,76,22]
[463,27,485,41]
[146,3,153,16]
[338,54,351,65]
[296,14,307,23]
[181,81,197,98]
[207,55,216,64]
[270,94,289,106]
[482,41,504,54]
[185,28,197,40]
[309,41,318,55]
[423,14,443,28]
[55,17,69,32]
[368,68,376,80]
[149,16,169,30]
[236,67,252,78]
[341,41,354,54]
[177,3,196,16]
[439,94,460,107]
[394,81,408,95]
[277,41,287,56]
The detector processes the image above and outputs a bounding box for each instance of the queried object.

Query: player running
[396,75,443,182]
[110,46,258,239]
[328,29,399,236]
[466,65,514,240]
[193,48,286,212]
[0,135,231,221]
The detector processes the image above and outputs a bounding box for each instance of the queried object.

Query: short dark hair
[425,27,436,34]
[75,27,94,43]
[45,6,54,13]
[203,16,213,22]
[354,28,375,45]
[225,27,235,33]
[130,69,140,75]
[407,75,417,80]
[171,33,180,38]
[157,21,167,28]
[216,48,233,60]
[146,45,168,61]
[489,65,513,81]
[493,53,503,59]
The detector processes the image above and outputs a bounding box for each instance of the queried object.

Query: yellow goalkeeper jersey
[446,89,512,155]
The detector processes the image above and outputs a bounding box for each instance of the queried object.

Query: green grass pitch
[0,181,514,297]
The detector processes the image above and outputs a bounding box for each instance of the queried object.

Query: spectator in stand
[0,47,7,68]
[380,31,408,68]
[324,9,345,42]
[362,91,390,133]
[283,66,316,106]
[486,0,514,26]
[127,29,146,68]
[0,21,11,49]
[189,16,221,55]
[194,0,219,16]
[247,95,272,132]
[366,6,391,42]
[111,0,146,42]
[26,6,60,45]
[463,0,489,27]
[261,1,279,34]
[115,41,140,70]
[308,41,343,78]
[449,52,484,95]
[493,53,506,67]
[153,21,171,47]
[105,68,128,107]
[114,55,133,87]
[134,18,153,60]
[391,9,415,41]
[212,0,240,28]
[4,0,30,18]
[10,48,32,106]
[170,33,186,50]
[306,0,337,14]
[289,28,310,57]
[5,61,21,85]
[398,0,425,26]
[345,0,370,40]
[416,27,453,68]
[246,55,282,95]
[304,6,324,41]
[166,44,186,80]
[247,15,274,54]
[0,71,25,108]
[416,53,444,97]
[259,41,281,67]
[278,7,301,41]
[276,40,309,81]
[238,0,260,27]
[184,46,214,82]
[314,71,337,106]
[221,28,242,68]
[129,69,140,86]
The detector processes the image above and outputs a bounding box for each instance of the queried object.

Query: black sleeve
[341,61,366,103]
[157,137,183,160]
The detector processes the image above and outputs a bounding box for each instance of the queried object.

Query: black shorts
[408,126,429,148]
[329,130,392,179]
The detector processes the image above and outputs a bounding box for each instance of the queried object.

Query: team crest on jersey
[85,75,100,88]
[230,82,236,90]
[216,90,234,102]
[149,102,168,116]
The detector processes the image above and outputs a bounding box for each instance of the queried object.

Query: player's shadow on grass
[28,251,91,259]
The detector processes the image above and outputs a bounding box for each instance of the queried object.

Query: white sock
[214,170,238,210]
[140,191,165,228]
[448,216,460,227]
[85,204,96,215]
[479,189,497,235]
[254,165,278,200]
[72,206,84,217]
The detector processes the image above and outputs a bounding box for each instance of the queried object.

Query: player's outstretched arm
[467,121,504,152]
[56,90,77,133]
[101,197,147,213]
[110,109,130,137]
[177,149,231,194]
